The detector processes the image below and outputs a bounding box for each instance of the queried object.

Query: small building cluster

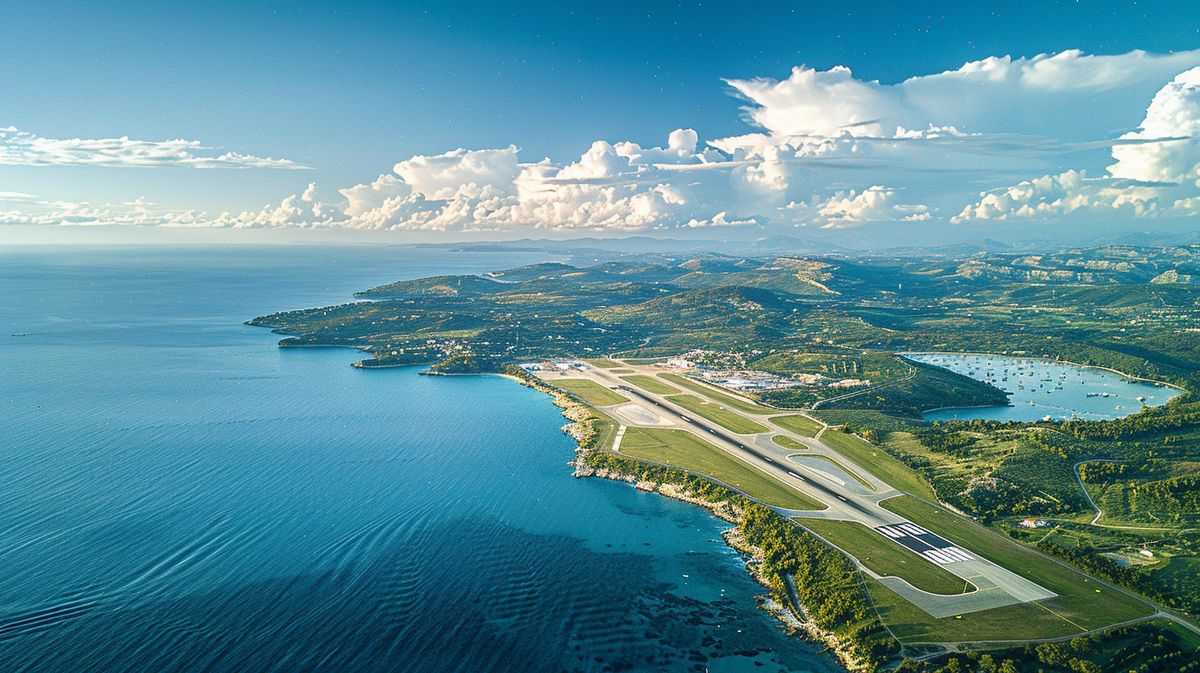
[697,369,814,391]
[655,352,873,392]
[827,378,870,389]
[521,360,587,373]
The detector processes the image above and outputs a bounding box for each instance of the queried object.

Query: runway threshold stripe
[933,550,958,564]
[946,547,973,561]
[942,548,966,561]
[922,550,949,565]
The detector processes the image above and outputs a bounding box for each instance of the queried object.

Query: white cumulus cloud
[955,66,1200,223]
[1109,67,1200,186]
[786,186,930,229]
[212,131,759,232]
[11,48,1200,236]
[0,127,308,169]
[724,49,1200,143]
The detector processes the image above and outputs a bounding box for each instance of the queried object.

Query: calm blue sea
[909,352,1184,422]
[0,246,836,673]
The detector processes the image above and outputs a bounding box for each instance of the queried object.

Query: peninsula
[252,244,1200,672]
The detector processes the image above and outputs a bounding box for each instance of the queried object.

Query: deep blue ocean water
[0,246,836,673]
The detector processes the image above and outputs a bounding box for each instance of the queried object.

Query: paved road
[613,382,879,519]
[542,362,1057,617]
[1068,459,1185,533]
[1073,459,1121,525]
[545,361,1200,645]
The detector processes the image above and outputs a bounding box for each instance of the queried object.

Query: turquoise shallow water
[909,352,1184,422]
[0,246,835,673]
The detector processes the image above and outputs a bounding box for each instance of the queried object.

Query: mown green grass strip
[553,379,628,406]
[584,407,621,454]
[799,519,970,595]
[820,430,938,500]
[866,578,1083,644]
[769,413,823,437]
[619,374,680,395]
[809,409,921,434]
[880,495,1155,631]
[665,394,769,434]
[657,373,774,415]
[620,427,823,511]
[583,358,623,369]
[772,437,875,490]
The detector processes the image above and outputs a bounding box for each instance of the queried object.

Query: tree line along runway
[537,361,1059,618]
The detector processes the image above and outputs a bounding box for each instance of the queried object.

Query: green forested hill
[252,243,1200,630]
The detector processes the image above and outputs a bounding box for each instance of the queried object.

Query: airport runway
[538,362,1057,617]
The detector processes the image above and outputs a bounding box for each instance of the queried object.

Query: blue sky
[4,1,1200,245]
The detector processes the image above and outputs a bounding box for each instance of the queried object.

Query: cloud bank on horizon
[8,49,1200,235]
[0,127,308,171]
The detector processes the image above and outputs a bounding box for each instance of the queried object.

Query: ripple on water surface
[908,352,1184,422]
[0,248,838,673]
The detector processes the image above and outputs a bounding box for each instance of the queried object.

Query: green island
[251,244,1200,672]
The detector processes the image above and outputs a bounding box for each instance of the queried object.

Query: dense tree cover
[428,352,488,373]
[1127,475,1200,521]
[535,381,902,671]
[895,623,1198,673]
[914,430,978,456]
[1031,538,1177,608]
[1061,400,1200,440]
[261,245,1200,663]
[739,503,898,670]
[1022,430,1077,461]
[1077,462,1127,482]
